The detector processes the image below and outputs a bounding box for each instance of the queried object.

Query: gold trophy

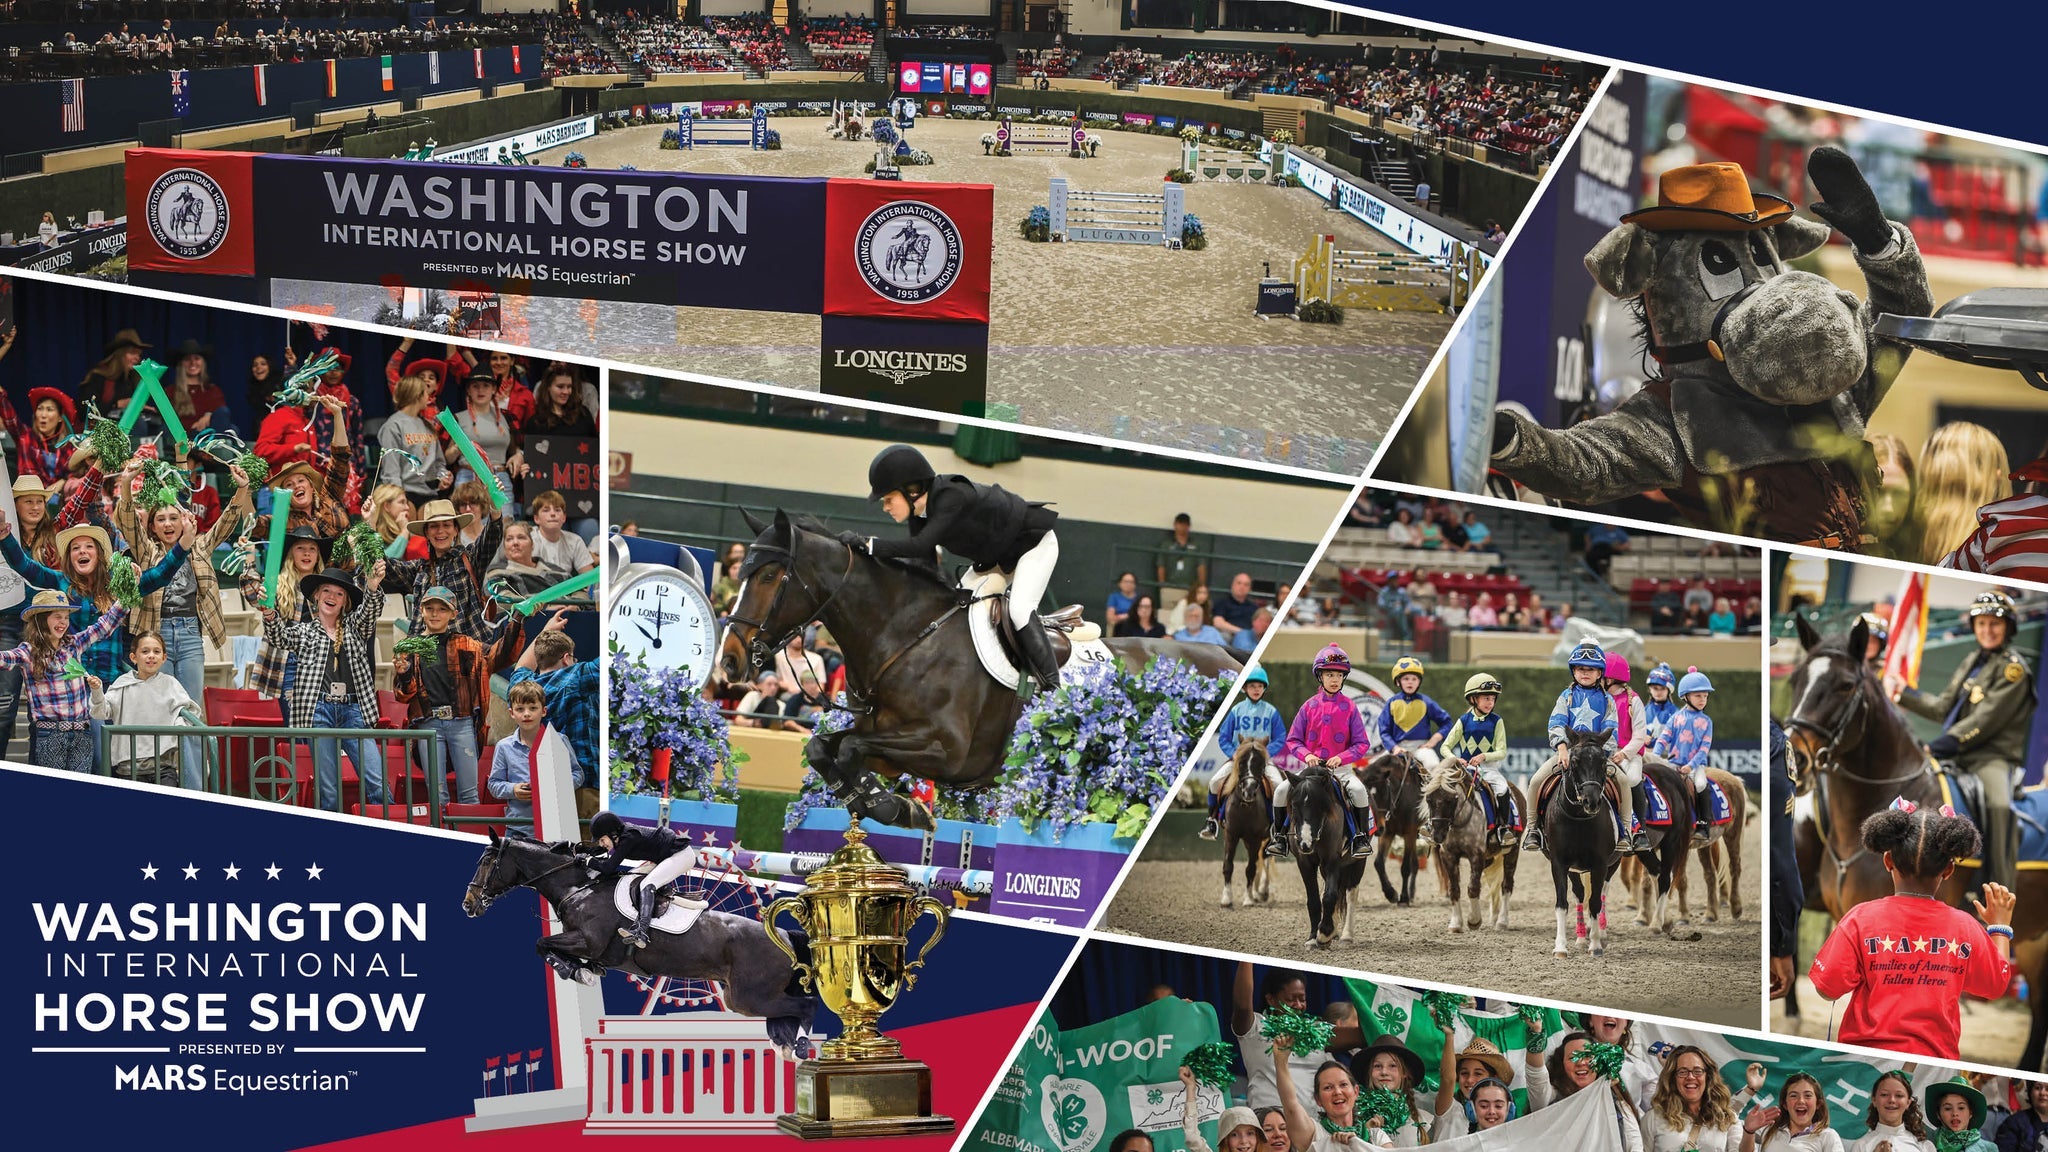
[764,826,952,1138]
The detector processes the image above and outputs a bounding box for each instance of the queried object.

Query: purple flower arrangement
[607,650,744,802]
[990,658,1232,841]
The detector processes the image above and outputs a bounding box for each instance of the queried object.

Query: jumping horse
[1289,763,1368,949]
[1219,737,1273,908]
[1782,614,2048,1070]
[1360,749,1426,905]
[461,830,820,1054]
[719,508,1241,829]
[1419,760,1523,933]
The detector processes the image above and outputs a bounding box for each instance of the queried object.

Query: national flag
[324,59,336,98]
[428,52,440,85]
[474,49,485,79]
[169,70,190,117]
[59,78,84,132]
[380,54,394,92]
[1881,570,1928,689]
[253,64,267,106]
[512,46,521,74]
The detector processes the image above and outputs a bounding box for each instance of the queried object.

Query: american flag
[59,78,84,132]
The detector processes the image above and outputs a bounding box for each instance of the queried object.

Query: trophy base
[775,1057,955,1140]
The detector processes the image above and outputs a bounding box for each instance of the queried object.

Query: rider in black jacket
[586,811,698,950]
[844,444,1063,693]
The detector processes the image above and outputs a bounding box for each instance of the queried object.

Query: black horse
[461,831,819,1053]
[720,509,1241,829]
[1289,764,1368,950]
[1630,758,1706,943]
[1544,731,1622,958]
[1220,737,1273,909]
[1360,749,1426,905]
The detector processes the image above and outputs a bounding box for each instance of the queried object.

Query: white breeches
[1611,753,1643,788]
[1273,770,1372,810]
[1393,740,1442,769]
[1470,762,1510,794]
[1688,764,1710,793]
[643,847,700,889]
[1211,761,1285,792]
[1007,531,1059,628]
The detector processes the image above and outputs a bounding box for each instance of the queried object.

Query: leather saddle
[992,599,1090,666]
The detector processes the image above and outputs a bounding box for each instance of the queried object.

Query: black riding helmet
[867,444,935,502]
[590,811,625,841]
[1968,591,2017,640]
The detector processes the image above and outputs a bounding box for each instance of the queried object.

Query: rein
[469,847,586,913]
[844,589,999,714]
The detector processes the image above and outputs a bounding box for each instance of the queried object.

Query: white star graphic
[181,863,200,880]
[1570,701,1601,729]
[305,863,324,880]
[140,864,158,880]
[700,829,719,847]
[264,864,282,880]
[223,864,241,880]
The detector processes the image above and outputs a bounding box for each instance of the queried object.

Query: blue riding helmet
[1241,666,1268,686]
[1567,641,1607,670]
[1677,670,1715,696]
[1646,662,1676,688]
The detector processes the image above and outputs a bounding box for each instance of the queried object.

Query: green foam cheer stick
[261,493,291,608]
[513,567,598,617]
[138,360,190,449]
[436,408,508,509]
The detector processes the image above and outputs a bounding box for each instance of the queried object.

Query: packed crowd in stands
[537,13,618,77]
[889,22,993,40]
[705,13,787,73]
[1151,49,1269,94]
[798,15,872,72]
[1098,46,1152,87]
[0,314,601,835]
[6,1,413,20]
[1333,51,1588,159]
[596,13,733,74]
[1017,44,1079,79]
[5,15,522,76]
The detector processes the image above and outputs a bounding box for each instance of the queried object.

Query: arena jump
[1293,233,1482,313]
[1049,177,1186,247]
[1182,142,1273,184]
[998,115,1086,155]
[676,106,769,150]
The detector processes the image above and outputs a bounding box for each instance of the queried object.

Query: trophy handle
[901,896,949,990]
[763,896,815,992]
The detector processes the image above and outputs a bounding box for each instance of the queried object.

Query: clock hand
[637,620,662,649]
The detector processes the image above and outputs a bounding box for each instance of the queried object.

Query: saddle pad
[2019,787,2048,865]
[1707,780,1734,825]
[962,568,1116,690]
[1540,773,1625,840]
[610,874,710,936]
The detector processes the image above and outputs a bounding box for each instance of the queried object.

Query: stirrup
[1346,834,1375,859]
[1520,829,1543,852]
[1198,818,1220,841]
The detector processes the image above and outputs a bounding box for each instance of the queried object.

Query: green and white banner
[1431,1077,1627,1149]
[968,998,1227,1152]
[1346,977,1569,1110]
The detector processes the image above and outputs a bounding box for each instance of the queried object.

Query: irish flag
[380,55,394,92]
[1881,570,1929,688]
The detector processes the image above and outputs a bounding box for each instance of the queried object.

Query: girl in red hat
[1,381,79,487]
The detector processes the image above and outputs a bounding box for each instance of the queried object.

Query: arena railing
[98,723,533,837]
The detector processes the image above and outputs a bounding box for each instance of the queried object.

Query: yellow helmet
[1463,673,1503,701]
[1391,656,1426,680]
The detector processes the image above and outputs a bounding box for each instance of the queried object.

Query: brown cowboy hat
[1351,1037,1426,1088]
[270,459,323,488]
[408,498,475,533]
[1620,163,1794,232]
[1452,1038,1514,1086]
[21,589,79,620]
[103,328,152,356]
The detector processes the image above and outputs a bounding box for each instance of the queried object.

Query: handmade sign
[518,434,597,519]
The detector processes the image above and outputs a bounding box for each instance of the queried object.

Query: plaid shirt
[510,661,595,789]
[392,617,515,746]
[0,393,75,488]
[238,582,311,699]
[381,513,504,641]
[0,606,127,723]
[262,577,385,729]
[115,480,254,650]
[1,535,189,682]
[251,445,355,552]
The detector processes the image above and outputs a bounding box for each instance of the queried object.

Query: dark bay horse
[1545,731,1621,958]
[461,831,819,1053]
[720,509,1241,830]
[1629,757,1705,943]
[1360,749,1426,905]
[1421,760,1523,933]
[1219,738,1273,909]
[1289,764,1368,949]
[1782,615,2048,1069]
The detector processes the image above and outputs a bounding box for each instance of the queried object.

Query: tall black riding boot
[1015,617,1062,695]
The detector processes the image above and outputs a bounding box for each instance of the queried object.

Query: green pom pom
[1259,1004,1335,1055]
[1358,1087,1411,1130]
[337,522,385,570]
[393,634,441,657]
[236,453,270,485]
[61,655,90,681]
[107,552,141,609]
[1571,1041,1627,1081]
[85,404,132,472]
[1179,1042,1234,1092]
[1420,990,1466,1029]
[1517,1004,1549,1043]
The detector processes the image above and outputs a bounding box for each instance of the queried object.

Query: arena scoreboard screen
[897,61,993,95]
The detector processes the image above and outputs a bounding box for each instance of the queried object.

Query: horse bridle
[1422,757,1476,843]
[725,534,856,679]
[464,843,585,915]
[1784,659,1930,789]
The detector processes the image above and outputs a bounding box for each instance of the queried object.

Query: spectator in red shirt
[171,338,234,436]
[1808,802,2016,1060]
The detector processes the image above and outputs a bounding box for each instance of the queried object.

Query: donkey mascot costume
[1489,147,1933,549]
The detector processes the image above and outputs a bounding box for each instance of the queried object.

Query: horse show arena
[1102,810,1762,1028]
[272,116,1455,473]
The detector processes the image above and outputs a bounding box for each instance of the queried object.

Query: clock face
[608,564,720,687]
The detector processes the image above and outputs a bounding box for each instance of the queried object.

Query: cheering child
[1743,1072,1842,1151]
[392,586,513,804]
[0,591,128,772]
[490,679,553,826]
[1849,1070,1931,1152]
[1177,1065,1272,1152]
[93,630,204,787]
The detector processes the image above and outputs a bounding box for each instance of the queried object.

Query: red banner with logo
[124,148,257,276]
[820,179,991,323]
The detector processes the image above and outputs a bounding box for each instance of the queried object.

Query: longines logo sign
[829,347,972,387]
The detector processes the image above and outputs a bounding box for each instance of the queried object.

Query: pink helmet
[1603,653,1631,682]
[1312,644,1352,674]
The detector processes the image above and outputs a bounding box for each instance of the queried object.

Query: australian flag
[169,70,190,118]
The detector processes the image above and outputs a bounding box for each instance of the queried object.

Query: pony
[461,830,819,1054]
[1288,764,1368,949]
[1674,766,1748,924]
[1420,759,1523,933]
[1628,756,1706,942]
[1219,736,1273,908]
[1359,748,1426,905]
[1543,730,1622,958]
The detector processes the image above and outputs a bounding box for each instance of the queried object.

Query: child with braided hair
[1807,803,2016,1061]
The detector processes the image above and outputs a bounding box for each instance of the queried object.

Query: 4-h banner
[1347,978,1567,1109]
[969,998,1225,1152]
[1630,1021,1951,1141]
[1429,1077,1624,1149]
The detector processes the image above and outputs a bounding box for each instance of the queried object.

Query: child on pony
[1523,641,1641,854]
[1652,668,1717,838]
[1437,673,1517,846]
[1202,665,1287,840]
[1267,645,1375,860]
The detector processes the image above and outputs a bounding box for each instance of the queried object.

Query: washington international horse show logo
[145,168,230,260]
[853,199,963,304]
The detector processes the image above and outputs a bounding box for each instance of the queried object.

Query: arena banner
[822,179,994,324]
[1346,977,1570,1105]
[5,223,126,275]
[969,999,1226,1152]
[124,148,258,277]
[821,313,991,411]
[517,432,599,518]
[431,114,598,166]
